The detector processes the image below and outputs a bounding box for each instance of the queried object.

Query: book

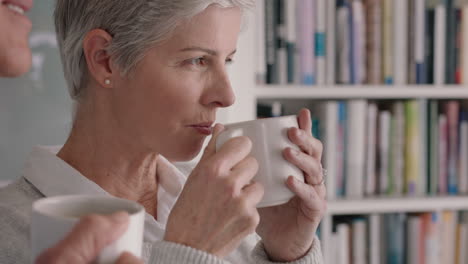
[256,0,266,84]
[365,102,378,196]
[378,110,391,194]
[407,215,422,264]
[393,0,408,84]
[346,99,367,198]
[459,112,468,194]
[337,223,351,264]
[276,0,288,84]
[405,100,421,195]
[350,0,366,84]
[285,0,297,83]
[429,100,440,195]
[337,2,351,84]
[352,218,367,264]
[434,0,447,85]
[326,0,336,84]
[438,114,449,194]
[297,0,315,84]
[461,3,468,84]
[364,0,382,84]
[315,0,326,85]
[414,0,427,84]
[382,0,394,84]
[445,100,460,194]
[369,214,383,264]
[392,101,405,195]
[265,0,278,84]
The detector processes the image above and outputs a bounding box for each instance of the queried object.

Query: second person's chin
[0,51,32,77]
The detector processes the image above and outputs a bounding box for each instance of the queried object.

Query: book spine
[265,0,278,84]
[393,0,408,84]
[326,0,336,84]
[415,0,427,84]
[276,0,288,84]
[382,0,394,84]
[297,0,316,84]
[405,100,420,195]
[346,99,367,198]
[364,0,382,84]
[366,102,378,196]
[286,0,297,84]
[429,100,439,195]
[446,101,460,194]
[438,114,448,194]
[461,4,468,84]
[337,4,351,84]
[379,110,391,194]
[459,112,468,194]
[434,1,447,85]
[315,0,326,85]
[256,0,266,84]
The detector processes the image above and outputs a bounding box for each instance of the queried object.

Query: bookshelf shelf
[255,85,468,99]
[328,196,468,215]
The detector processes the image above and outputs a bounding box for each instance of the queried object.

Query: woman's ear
[82,29,115,88]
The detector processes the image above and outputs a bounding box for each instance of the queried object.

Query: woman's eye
[188,57,207,66]
[225,58,234,65]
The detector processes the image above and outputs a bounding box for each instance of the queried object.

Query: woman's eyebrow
[179,46,237,56]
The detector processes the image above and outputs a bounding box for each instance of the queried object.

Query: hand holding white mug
[164,124,264,258]
[256,109,327,262]
[35,212,143,264]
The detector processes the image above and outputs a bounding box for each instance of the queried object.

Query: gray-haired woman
[0,1,326,263]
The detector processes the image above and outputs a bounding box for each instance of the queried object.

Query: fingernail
[111,211,129,223]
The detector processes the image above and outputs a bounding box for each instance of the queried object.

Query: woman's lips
[190,125,213,135]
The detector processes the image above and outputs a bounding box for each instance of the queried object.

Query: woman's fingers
[35,212,130,264]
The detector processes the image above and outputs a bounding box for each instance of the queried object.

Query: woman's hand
[35,212,143,264]
[256,109,327,262]
[164,124,264,258]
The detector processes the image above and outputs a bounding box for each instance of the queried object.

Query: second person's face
[0,0,34,77]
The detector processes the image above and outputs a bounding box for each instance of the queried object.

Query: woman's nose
[201,70,236,108]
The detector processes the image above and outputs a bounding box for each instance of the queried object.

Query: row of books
[316,99,468,199]
[329,211,468,264]
[257,99,468,199]
[256,0,468,85]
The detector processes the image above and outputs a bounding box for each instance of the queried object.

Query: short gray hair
[54,0,254,100]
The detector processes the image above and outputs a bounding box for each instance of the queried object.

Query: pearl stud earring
[104,79,111,85]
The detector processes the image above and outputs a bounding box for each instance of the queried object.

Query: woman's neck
[57,107,159,217]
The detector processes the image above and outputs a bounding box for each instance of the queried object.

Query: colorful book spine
[350,0,366,84]
[405,100,420,195]
[315,0,326,85]
[379,110,391,194]
[337,101,347,197]
[392,101,405,195]
[365,102,378,196]
[297,0,315,84]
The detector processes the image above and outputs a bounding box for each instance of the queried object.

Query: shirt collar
[22,145,194,229]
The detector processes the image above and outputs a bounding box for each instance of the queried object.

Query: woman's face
[0,0,33,77]
[110,5,241,161]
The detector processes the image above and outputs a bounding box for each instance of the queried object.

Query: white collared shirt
[23,145,259,263]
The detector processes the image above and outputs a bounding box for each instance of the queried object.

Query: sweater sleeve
[147,241,229,264]
[251,236,324,264]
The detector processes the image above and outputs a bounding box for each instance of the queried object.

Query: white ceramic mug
[216,115,304,207]
[31,195,145,264]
